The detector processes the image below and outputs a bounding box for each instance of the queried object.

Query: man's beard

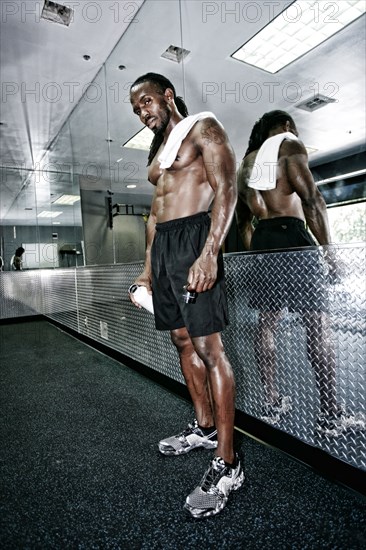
[152,108,170,135]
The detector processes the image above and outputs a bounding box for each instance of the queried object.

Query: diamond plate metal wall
[0,271,43,318]
[1,244,365,471]
[224,244,366,470]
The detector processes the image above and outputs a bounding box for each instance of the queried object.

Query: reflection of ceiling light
[123,127,154,151]
[232,0,366,73]
[37,211,63,218]
[126,185,137,189]
[52,194,80,205]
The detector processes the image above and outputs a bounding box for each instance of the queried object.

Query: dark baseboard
[0,314,43,325]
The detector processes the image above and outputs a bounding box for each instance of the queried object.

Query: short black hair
[131,72,175,96]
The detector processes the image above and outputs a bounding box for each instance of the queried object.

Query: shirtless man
[129,73,244,518]
[236,110,349,435]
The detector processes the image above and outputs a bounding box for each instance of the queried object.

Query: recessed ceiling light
[232,0,365,73]
[37,211,63,218]
[83,55,91,61]
[161,45,190,63]
[52,194,80,205]
[123,127,154,151]
[296,94,337,112]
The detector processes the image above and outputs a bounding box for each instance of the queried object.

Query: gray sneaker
[260,395,292,425]
[316,405,366,436]
[184,454,245,518]
[158,420,218,456]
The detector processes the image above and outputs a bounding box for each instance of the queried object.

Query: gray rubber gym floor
[1,320,365,549]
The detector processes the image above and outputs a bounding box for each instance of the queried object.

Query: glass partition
[1,167,38,270]
[1,117,84,270]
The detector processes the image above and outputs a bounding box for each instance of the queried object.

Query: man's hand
[187,254,218,293]
[129,271,152,309]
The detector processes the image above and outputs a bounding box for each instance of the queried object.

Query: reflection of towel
[158,111,217,169]
[248,132,299,190]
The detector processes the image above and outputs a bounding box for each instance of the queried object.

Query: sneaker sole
[316,420,366,436]
[158,440,218,456]
[316,426,343,437]
[183,471,245,519]
[261,397,293,425]
[260,414,280,425]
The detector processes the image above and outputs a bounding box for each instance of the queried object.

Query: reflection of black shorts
[151,212,229,337]
[248,217,328,312]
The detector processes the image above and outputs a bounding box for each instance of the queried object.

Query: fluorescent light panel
[37,211,63,218]
[52,194,80,205]
[124,127,154,151]
[232,0,366,73]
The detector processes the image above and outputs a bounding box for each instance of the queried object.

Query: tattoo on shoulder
[200,120,225,145]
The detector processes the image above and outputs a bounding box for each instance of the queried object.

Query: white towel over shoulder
[158,111,218,169]
[248,132,299,191]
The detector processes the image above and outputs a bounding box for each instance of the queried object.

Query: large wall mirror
[1,0,365,269]
[1,118,83,270]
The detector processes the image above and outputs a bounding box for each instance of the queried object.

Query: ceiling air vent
[161,45,190,64]
[296,94,337,112]
[41,0,73,26]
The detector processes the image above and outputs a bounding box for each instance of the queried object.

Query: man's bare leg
[191,332,235,464]
[303,311,337,416]
[255,311,281,404]
[183,332,244,519]
[170,327,214,428]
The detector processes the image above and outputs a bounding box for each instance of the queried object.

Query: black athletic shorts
[151,212,229,337]
[250,216,317,252]
[248,217,328,312]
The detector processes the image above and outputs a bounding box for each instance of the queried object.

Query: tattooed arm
[187,117,237,293]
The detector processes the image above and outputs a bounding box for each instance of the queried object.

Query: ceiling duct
[295,94,337,113]
[41,0,73,26]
